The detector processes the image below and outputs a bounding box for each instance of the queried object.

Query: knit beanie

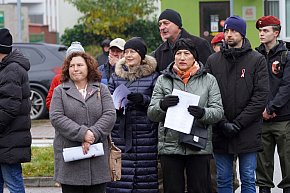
[224,16,246,37]
[124,37,147,60]
[66,41,85,58]
[158,9,182,28]
[0,28,12,54]
[173,38,199,61]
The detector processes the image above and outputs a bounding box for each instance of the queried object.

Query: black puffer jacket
[256,41,290,122]
[154,28,213,72]
[0,49,31,164]
[206,39,269,154]
[106,55,159,193]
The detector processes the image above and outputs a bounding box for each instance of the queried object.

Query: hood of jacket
[221,38,252,60]
[255,40,288,57]
[114,55,157,81]
[0,49,30,71]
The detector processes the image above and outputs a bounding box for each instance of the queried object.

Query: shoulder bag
[108,135,122,181]
[179,121,208,151]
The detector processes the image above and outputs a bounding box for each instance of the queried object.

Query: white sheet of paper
[164,89,200,134]
[63,143,104,162]
[112,84,131,110]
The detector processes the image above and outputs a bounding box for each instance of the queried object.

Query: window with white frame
[266,0,290,41]
[286,0,290,37]
[266,0,279,17]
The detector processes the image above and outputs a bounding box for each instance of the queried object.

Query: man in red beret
[211,32,224,52]
[255,15,290,193]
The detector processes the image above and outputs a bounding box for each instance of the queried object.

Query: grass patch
[22,146,54,177]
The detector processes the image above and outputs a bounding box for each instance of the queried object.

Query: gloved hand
[188,106,205,119]
[160,95,179,111]
[222,123,240,138]
[127,93,143,104]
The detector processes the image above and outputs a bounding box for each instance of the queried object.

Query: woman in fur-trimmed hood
[107,37,159,193]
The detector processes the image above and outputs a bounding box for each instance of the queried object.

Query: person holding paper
[50,52,116,193]
[106,37,159,193]
[147,38,223,193]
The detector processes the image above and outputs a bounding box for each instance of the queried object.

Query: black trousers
[61,183,106,193]
[160,154,212,193]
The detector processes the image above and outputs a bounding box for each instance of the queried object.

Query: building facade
[161,0,290,47]
[1,0,82,43]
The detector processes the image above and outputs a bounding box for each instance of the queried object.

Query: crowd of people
[1,7,290,193]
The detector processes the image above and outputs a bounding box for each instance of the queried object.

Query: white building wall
[2,0,82,37]
[57,0,82,36]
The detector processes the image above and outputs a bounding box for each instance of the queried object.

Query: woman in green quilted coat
[147,38,223,193]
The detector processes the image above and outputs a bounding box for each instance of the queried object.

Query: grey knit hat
[66,41,85,58]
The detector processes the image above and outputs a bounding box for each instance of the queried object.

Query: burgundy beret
[211,32,224,45]
[256,16,280,29]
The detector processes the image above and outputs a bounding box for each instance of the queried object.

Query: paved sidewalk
[31,120,54,147]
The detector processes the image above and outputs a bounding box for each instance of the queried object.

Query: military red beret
[256,16,280,29]
[211,32,224,45]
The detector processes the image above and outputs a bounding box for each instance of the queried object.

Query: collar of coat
[221,38,252,59]
[62,79,101,100]
[114,55,157,81]
[255,40,288,57]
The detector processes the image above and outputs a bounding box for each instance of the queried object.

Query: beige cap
[109,38,126,50]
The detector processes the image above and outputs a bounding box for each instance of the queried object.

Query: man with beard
[206,16,269,193]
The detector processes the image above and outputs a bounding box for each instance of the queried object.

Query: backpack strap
[280,49,288,66]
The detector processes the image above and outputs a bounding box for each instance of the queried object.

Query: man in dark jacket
[154,9,213,72]
[0,28,31,193]
[206,16,269,193]
[98,38,125,84]
[96,39,110,66]
[255,16,290,193]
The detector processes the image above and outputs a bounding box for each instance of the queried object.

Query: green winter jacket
[147,62,223,155]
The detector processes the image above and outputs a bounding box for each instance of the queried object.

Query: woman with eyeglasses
[106,37,159,193]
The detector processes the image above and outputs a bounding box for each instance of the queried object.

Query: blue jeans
[215,152,256,193]
[0,163,25,193]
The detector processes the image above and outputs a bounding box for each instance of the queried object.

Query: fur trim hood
[115,55,157,81]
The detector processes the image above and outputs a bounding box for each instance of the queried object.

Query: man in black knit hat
[154,9,213,72]
[0,28,31,193]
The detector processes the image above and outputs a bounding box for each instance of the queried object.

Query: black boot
[284,187,290,193]
[259,187,271,193]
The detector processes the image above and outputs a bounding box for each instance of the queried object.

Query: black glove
[160,95,179,111]
[116,107,124,116]
[127,93,143,104]
[187,106,205,119]
[222,123,240,138]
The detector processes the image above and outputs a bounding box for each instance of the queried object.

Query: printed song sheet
[63,143,104,162]
[112,84,131,110]
[164,89,200,134]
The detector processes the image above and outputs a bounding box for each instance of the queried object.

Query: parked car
[12,43,67,120]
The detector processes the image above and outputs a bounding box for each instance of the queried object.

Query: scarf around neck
[173,61,200,84]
